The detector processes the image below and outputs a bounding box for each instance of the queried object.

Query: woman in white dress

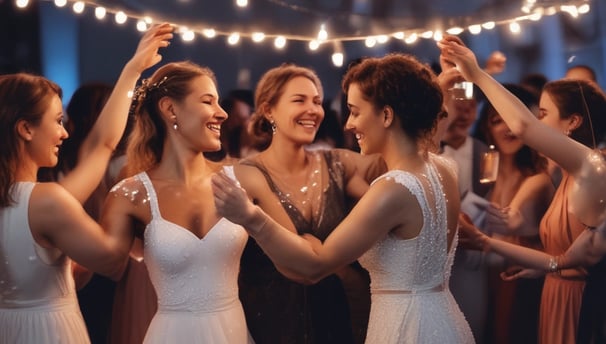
[101,61,254,343]
[212,53,475,343]
[0,24,173,343]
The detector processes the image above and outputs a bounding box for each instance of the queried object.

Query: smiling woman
[0,23,173,344]
[101,60,256,343]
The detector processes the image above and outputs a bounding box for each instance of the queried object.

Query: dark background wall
[2,0,605,105]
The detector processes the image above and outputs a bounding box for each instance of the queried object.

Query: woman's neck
[263,140,309,173]
[155,145,211,185]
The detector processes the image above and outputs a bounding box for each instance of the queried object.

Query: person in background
[439,34,606,344]
[469,83,554,343]
[57,82,118,344]
[565,64,597,83]
[520,73,549,96]
[0,23,173,344]
[205,88,258,163]
[212,52,474,343]
[231,63,385,344]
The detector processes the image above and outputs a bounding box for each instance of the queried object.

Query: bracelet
[548,256,559,273]
[247,210,270,236]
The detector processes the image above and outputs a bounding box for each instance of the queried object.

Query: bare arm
[59,24,173,204]
[462,214,606,275]
[336,149,387,200]
[438,36,606,227]
[212,172,406,283]
[29,183,131,280]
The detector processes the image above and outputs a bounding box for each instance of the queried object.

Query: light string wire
[15,0,592,65]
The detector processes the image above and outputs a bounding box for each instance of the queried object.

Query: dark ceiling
[99,0,567,39]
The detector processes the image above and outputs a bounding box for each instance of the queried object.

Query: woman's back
[0,182,89,343]
[359,156,474,343]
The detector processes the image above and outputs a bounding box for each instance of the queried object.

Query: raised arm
[59,23,173,203]
[438,36,606,227]
[212,171,403,283]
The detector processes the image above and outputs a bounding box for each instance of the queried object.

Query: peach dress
[538,172,587,344]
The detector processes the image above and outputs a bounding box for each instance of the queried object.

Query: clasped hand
[211,172,256,227]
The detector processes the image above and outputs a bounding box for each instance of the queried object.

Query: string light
[17,0,592,65]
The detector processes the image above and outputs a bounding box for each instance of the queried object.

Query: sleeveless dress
[0,182,90,344]
[538,172,587,344]
[239,150,370,344]
[358,163,475,343]
[136,171,254,344]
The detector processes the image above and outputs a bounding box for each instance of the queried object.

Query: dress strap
[136,172,161,220]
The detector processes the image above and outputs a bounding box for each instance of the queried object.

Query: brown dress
[108,242,158,344]
[538,172,587,344]
[239,150,371,344]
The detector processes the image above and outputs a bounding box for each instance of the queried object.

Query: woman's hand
[437,35,484,84]
[485,203,523,234]
[500,266,545,281]
[458,212,489,251]
[211,172,257,228]
[124,23,174,75]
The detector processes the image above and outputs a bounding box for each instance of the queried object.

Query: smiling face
[172,75,227,152]
[487,111,524,156]
[443,98,478,148]
[267,76,324,145]
[344,83,383,155]
[25,94,69,168]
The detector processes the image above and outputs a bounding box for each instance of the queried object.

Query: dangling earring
[270,120,276,134]
[565,129,571,136]
[171,113,178,131]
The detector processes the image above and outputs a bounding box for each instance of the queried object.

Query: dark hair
[543,79,606,148]
[125,61,217,176]
[249,63,323,151]
[207,89,255,160]
[0,73,62,207]
[56,83,113,175]
[520,73,548,95]
[566,65,597,82]
[341,53,443,143]
[475,83,547,176]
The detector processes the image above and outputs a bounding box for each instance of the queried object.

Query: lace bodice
[137,172,248,313]
[358,160,474,343]
[359,161,454,292]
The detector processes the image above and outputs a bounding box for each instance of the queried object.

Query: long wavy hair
[0,73,62,207]
[124,61,217,176]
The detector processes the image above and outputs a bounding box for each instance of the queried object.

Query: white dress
[0,182,90,344]
[359,160,475,344]
[136,171,254,344]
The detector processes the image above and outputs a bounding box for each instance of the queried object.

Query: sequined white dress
[135,171,254,344]
[359,159,475,343]
[0,182,90,344]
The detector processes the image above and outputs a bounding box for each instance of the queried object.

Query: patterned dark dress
[238,150,370,344]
